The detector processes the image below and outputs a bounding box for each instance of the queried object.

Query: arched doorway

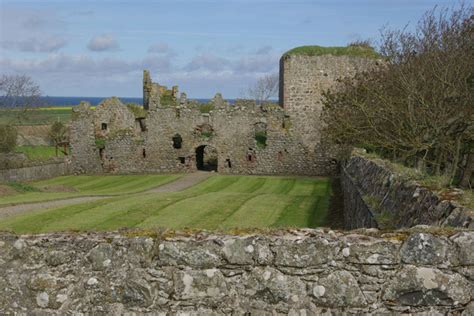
[195,145,218,171]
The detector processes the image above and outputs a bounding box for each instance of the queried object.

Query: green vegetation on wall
[283,45,380,59]
[255,131,267,149]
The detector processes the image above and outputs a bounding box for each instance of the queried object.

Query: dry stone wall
[0,228,472,315]
[341,153,473,230]
[0,161,71,182]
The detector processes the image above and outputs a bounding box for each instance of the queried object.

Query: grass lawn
[15,146,66,161]
[0,174,181,206]
[0,175,331,233]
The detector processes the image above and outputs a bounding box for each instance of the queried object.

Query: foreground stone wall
[0,228,472,315]
[341,153,473,229]
[0,161,71,182]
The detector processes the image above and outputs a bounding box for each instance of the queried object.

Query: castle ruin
[71,51,378,175]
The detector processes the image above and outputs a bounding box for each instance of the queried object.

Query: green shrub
[7,181,40,192]
[160,94,175,107]
[283,45,380,59]
[95,139,106,149]
[126,103,147,118]
[255,131,267,149]
[201,131,213,139]
[199,103,215,113]
[0,125,17,153]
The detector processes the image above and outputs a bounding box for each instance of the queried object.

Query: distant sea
[38,96,231,107]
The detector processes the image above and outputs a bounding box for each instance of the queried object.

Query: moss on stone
[283,45,380,59]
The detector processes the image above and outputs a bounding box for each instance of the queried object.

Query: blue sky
[0,0,465,98]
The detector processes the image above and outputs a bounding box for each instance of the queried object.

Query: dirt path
[0,196,106,220]
[0,172,214,220]
[148,171,213,193]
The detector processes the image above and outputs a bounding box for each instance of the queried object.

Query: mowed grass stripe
[0,175,333,233]
[184,176,240,193]
[1,175,181,206]
[219,177,267,193]
[0,197,123,233]
[218,194,294,229]
[41,193,185,232]
[139,192,252,229]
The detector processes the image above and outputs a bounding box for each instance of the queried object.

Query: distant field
[15,146,66,161]
[0,175,331,233]
[0,108,72,125]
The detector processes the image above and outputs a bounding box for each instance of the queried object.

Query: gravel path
[0,196,106,220]
[147,171,213,193]
[0,172,214,220]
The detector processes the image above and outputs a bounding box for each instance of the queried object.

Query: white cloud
[0,46,281,98]
[148,42,170,54]
[255,45,273,55]
[2,36,67,53]
[87,34,120,52]
[183,53,231,72]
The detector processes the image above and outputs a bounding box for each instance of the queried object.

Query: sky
[0,0,466,98]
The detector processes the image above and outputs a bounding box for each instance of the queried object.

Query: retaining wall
[0,161,71,182]
[0,228,473,315]
[341,153,473,230]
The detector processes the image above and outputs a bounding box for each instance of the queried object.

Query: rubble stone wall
[341,153,473,229]
[0,229,472,315]
[0,161,71,182]
[71,95,337,176]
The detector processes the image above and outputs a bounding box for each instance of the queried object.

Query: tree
[0,74,41,108]
[0,125,17,153]
[322,4,473,186]
[247,73,279,105]
[0,74,42,125]
[49,121,69,156]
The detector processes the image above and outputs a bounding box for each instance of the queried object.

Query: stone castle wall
[72,65,355,175]
[341,152,473,230]
[71,54,376,176]
[0,229,472,314]
[279,54,377,154]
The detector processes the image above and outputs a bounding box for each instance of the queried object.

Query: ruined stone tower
[279,47,379,155]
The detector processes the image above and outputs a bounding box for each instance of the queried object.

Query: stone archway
[195,145,218,171]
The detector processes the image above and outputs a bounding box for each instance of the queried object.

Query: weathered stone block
[312,270,367,307]
[383,265,472,306]
[451,232,474,265]
[345,236,400,265]
[273,238,334,267]
[158,241,222,268]
[400,233,455,266]
[87,243,113,271]
[173,269,228,301]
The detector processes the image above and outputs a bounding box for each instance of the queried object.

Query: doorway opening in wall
[195,145,218,171]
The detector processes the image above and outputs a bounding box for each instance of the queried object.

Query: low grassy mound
[283,45,380,59]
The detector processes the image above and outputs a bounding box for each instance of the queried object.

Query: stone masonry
[71,52,376,176]
[0,228,473,314]
[279,54,378,155]
[341,151,473,230]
